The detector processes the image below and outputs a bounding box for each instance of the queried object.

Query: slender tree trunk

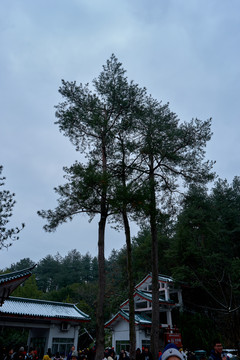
[123,210,136,360]
[96,141,108,360]
[95,213,107,360]
[119,135,136,360]
[149,158,159,360]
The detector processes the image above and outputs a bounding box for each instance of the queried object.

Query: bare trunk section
[95,214,107,360]
[119,135,136,360]
[96,140,108,360]
[149,157,159,360]
[123,211,136,360]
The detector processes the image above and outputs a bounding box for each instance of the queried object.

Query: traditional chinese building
[0,296,90,355]
[105,273,183,353]
[0,268,90,356]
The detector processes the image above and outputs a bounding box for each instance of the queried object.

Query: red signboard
[164,333,182,347]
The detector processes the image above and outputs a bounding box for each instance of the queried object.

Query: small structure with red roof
[105,273,182,353]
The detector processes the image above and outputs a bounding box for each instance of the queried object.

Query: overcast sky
[1,0,240,269]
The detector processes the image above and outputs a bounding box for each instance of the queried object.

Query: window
[142,340,151,349]
[116,341,130,355]
[52,338,74,356]
[136,301,148,309]
[160,312,167,324]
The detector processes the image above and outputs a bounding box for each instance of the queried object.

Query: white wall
[48,323,80,349]
[27,322,80,355]
[111,321,151,350]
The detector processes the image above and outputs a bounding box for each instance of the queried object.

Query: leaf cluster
[38,55,215,234]
[0,166,24,249]
[166,177,240,316]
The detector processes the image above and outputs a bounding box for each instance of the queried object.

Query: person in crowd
[187,351,196,360]
[88,347,96,360]
[4,348,14,360]
[67,348,76,360]
[42,354,51,360]
[102,350,108,360]
[14,347,26,360]
[53,352,63,360]
[209,341,228,360]
[107,349,114,360]
[26,348,34,360]
[33,350,38,360]
[161,344,183,360]
[71,351,79,360]
[136,348,142,360]
[119,350,129,360]
[141,347,153,360]
[102,349,109,360]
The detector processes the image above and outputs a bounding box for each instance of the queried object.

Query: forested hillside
[1,177,240,349]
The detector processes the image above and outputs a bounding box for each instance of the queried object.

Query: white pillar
[166,310,172,328]
[112,330,115,349]
[178,290,183,310]
[165,288,170,302]
[74,326,80,349]
[136,326,141,349]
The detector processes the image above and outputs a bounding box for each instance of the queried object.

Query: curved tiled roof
[0,266,36,305]
[135,273,174,289]
[135,289,175,305]
[120,289,175,309]
[105,309,151,328]
[0,267,35,283]
[0,296,90,322]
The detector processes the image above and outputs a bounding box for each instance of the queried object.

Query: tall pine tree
[38,55,146,360]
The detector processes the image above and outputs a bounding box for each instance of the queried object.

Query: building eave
[105,310,151,328]
[0,296,90,322]
[0,266,36,306]
[120,289,176,309]
[135,273,174,290]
